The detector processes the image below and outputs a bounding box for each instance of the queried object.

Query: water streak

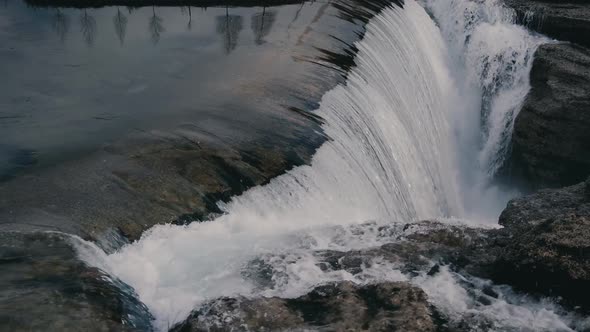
[422,0,547,178]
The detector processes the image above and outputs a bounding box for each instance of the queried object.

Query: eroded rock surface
[511,43,590,187]
[491,177,590,307]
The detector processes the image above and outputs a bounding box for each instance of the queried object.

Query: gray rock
[239,221,494,291]
[171,281,440,332]
[314,222,494,278]
[505,0,590,48]
[499,177,590,228]
[511,42,590,187]
[492,177,590,307]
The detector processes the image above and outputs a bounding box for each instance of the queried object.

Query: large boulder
[511,42,590,187]
[492,177,590,307]
[505,0,590,48]
[0,232,154,331]
[171,281,439,332]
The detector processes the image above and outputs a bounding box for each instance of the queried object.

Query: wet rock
[499,177,590,229]
[0,232,153,331]
[505,0,590,48]
[511,43,590,187]
[241,221,496,293]
[171,281,440,332]
[491,177,590,308]
[311,221,489,276]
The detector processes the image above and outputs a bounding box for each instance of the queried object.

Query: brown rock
[171,281,439,332]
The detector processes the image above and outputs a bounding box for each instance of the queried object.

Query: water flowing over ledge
[77,0,553,330]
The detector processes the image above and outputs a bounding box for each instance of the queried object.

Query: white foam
[414,266,582,331]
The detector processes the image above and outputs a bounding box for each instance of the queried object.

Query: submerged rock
[511,43,590,187]
[505,0,590,48]
[491,177,590,308]
[171,281,440,332]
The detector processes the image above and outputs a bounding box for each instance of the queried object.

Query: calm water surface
[0,0,358,177]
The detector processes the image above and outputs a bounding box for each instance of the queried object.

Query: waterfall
[420,0,547,218]
[76,0,554,330]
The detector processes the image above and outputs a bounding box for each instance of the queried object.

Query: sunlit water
[73,0,577,330]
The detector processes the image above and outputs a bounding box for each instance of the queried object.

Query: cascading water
[420,0,548,218]
[76,0,566,330]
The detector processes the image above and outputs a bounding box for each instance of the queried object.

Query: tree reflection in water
[216,6,243,54]
[52,8,69,42]
[180,6,192,31]
[251,6,276,45]
[30,3,282,49]
[148,6,164,44]
[79,9,96,46]
[113,7,128,45]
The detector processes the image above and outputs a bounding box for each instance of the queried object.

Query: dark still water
[0,0,366,177]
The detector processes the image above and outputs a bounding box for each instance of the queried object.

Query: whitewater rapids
[76,0,567,330]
